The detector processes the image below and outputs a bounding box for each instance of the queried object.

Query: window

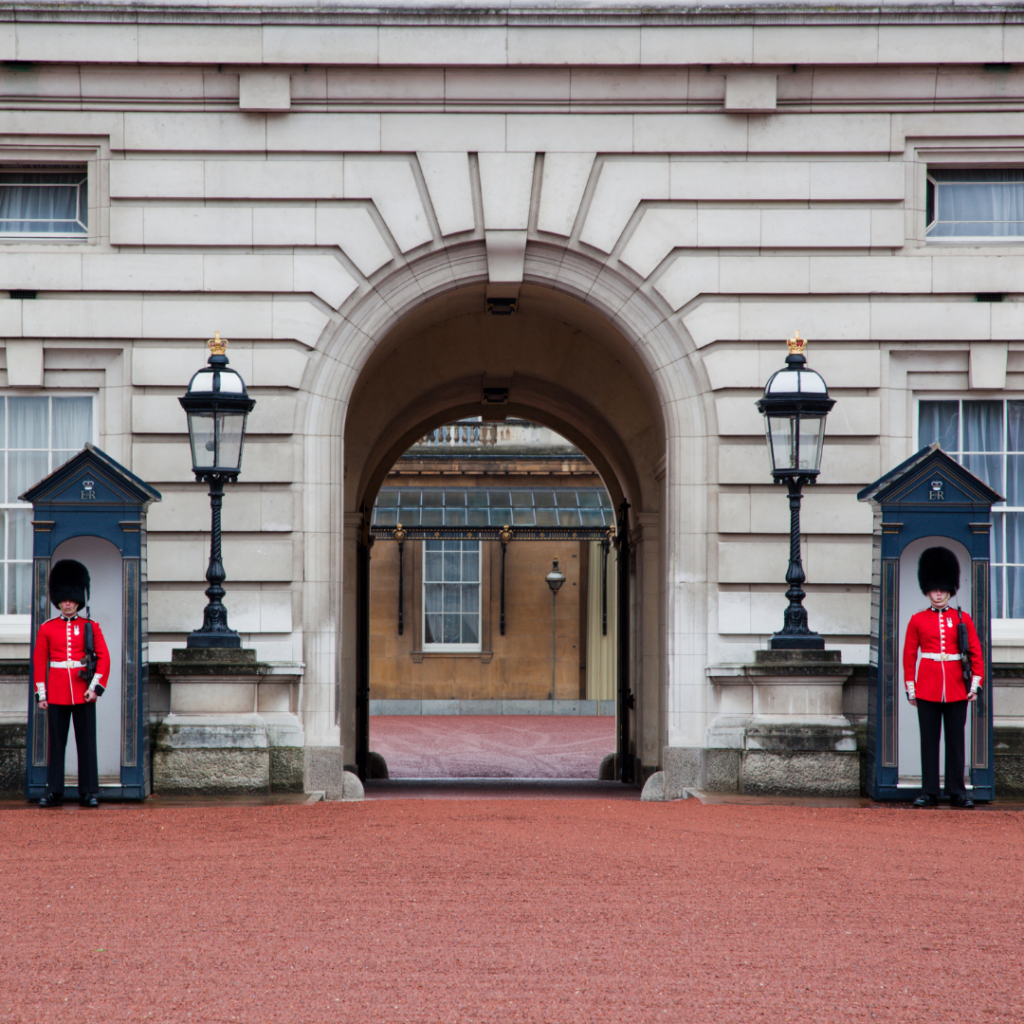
[0,165,88,238]
[1,396,93,614]
[373,487,614,528]
[423,539,480,650]
[919,399,1024,618]
[926,169,1024,240]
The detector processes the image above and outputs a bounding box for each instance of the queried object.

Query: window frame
[925,167,1024,244]
[421,538,483,653]
[0,150,100,249]
[0,165,88,240]
[915,394,1024,629]
[914,147,1024,250]
[0,393,96,620]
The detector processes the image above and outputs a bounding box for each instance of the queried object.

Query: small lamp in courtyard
[545,560,566,698]
[756,332,835,650]
[178,332,256,648]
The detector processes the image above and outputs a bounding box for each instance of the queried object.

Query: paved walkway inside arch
[2,798,1021,1023]
[369,714,616,779]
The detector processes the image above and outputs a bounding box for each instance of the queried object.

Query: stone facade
[4,1,1024,796]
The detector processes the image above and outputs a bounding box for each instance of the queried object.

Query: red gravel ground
[2,798,1023,1023]
[370,715,616,778]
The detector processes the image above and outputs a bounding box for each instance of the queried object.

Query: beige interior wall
[369,539,584,701]
[585,540,617,702]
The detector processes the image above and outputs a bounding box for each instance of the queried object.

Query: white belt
[49,660,84,669]
[920,653,962,662]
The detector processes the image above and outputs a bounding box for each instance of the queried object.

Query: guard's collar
[59,612,80,621]
[930,604,951,612]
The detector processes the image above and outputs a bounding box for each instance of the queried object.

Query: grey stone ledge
[708,662,855,682]
[5,2,1022,30]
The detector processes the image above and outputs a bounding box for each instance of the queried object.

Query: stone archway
[298,241,710,788]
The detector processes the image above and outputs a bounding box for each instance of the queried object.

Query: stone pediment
[857,443,1003,510]
[19,444,161,510]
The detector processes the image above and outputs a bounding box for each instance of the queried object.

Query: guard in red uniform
[902,546,983,809]
[32,560,111,808]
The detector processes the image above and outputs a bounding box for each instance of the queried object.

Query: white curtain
[0,174,85,234]
[6,509,33,614]
[1006,513,1024,619]
[51,396,93,467]
[962,400,1003,495]
[8,397,48,501]
[423,541,444,644]
[918,400,958,452]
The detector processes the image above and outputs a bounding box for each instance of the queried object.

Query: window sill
[0,616,31,643]
[991,621,1024,645]
[925,237,1024,245]
[411,650,492,664]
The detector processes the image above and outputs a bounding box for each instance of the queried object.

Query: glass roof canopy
[372,487,615,533]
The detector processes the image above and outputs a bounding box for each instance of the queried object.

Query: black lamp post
[756,332,835,650]
[178,333,256,649]
[545,559,566,698]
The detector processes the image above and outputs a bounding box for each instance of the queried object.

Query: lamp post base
[770,632,825,651]
[186,629,241,650]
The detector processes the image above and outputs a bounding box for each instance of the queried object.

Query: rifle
[956,607,980,711]
[77,619,98,687]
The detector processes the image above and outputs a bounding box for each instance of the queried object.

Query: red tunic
[32,614,112,705]
[902,606,984,703]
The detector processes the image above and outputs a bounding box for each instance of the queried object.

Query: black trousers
[46,702,98,799]
[917,698,969,798]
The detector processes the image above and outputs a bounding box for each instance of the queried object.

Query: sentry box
[858,444,999,802]
[21,445,161,802]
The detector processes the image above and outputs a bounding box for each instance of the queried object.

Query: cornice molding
[5,2,1024,29]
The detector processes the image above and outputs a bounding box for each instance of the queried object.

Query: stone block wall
[4,4,1024,770]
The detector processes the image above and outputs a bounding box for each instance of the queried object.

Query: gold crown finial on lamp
[787,330,807,355]
[208,331,228,356]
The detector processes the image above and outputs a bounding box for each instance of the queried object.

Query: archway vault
[299,244,711,776]
[348,282,666,520]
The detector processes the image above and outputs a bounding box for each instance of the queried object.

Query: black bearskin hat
[918,546,960,596]
[49,559,90,609]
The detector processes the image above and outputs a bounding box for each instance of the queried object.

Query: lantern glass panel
[766,413,826,474]
[800,414,827,474]
[766,413,796,473]
[217,411,247,471]
[188,411,217,471]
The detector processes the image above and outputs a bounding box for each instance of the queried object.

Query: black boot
[79,795,100,808]
[38,793,64,808]
[913,794,939,808]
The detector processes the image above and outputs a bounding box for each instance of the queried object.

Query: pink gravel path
[2,799,1023,1023]
[369,714,615,778]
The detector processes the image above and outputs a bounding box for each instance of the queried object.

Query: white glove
[906,681,916,701]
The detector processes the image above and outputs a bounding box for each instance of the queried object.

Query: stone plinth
[993,667,1024,794]
[0,661,29,797]
[151,648,307,796]
[698,651,859,797]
